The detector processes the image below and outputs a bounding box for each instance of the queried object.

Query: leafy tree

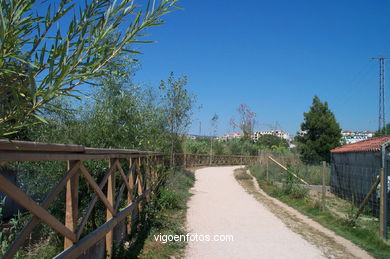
[160,72,195,163]
[256,134,288,149]
[0,0,178,137]
[296,96,341,163]
[27,60,170,151]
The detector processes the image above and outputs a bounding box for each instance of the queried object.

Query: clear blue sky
[132,0,390,136]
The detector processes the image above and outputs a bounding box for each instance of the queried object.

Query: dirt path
[185,166,325,259]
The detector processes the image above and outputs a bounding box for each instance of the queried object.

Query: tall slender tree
[238,104,256,139]
[209,114,218,162]
[160,72,195,165]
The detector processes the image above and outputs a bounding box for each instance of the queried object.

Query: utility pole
[371,57,390,135]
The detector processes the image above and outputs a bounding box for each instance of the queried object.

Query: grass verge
[115,168,195,259]
[250,165,390,259]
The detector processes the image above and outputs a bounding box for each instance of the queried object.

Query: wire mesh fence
[256,151,330,186]
[251,152,389,240]
[331,163,381,218]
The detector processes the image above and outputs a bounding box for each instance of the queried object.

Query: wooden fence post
[137,157,144,214]
[266,158,269,181]
[146,156,151,201]
[106,159,116,258]
[380,168,385,238]
[127,158,134,235]
[322,161,326,210]
[151,155,156,183]
[64,160,79,250]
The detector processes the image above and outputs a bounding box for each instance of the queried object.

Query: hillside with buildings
[211,129,375,146]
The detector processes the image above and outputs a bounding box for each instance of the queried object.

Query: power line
[371,57,390,134]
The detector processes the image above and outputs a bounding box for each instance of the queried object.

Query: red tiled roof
[225,132,243,136]
[331,136,390,153]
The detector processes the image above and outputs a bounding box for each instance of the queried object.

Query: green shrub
[157,187,182,210]
[280,172,308,199]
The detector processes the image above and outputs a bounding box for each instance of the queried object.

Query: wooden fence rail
[0,140,257,258]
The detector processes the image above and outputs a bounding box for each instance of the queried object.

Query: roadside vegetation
[0,0,200,257]
[183,134,290,157]
[0,67,195,257]
[114,168,195,258]
[249,162,390,259]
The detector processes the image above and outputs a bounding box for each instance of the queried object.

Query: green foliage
[251,163,390,258]
[281,173,308,199]
[256,134,289,149]
[0,197,23,258]
[10,64,196,256]
[375,123,390,136]
[255,177,390,258]
[117,168,195,259]
[184,139,209,154]
[296,95,341,163]
[0,0,179,137]
[0,1,198,257]
[183,138,259,156]
[250,151,330,186]
[25,63,174,152]
[157,187,182,210]
[211,140,225,155]
[160,72,196,158]
[220,138,257,156]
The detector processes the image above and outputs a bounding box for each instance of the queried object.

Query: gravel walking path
[185,166,325,259]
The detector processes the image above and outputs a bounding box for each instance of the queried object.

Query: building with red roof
[330,136,390,215]
[331,136,390,153]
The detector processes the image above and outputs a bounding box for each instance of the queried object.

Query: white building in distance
[342,130,375,144]
[251,130,292,142]
[217,132,244,141]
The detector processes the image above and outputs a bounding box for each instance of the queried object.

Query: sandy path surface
[185,166,325,259]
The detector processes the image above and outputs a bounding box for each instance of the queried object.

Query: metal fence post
[381,142,389,240]
[380,168,385,238]
[385,161,389,240]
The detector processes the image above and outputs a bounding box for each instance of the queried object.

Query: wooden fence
[0,140,257,258]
